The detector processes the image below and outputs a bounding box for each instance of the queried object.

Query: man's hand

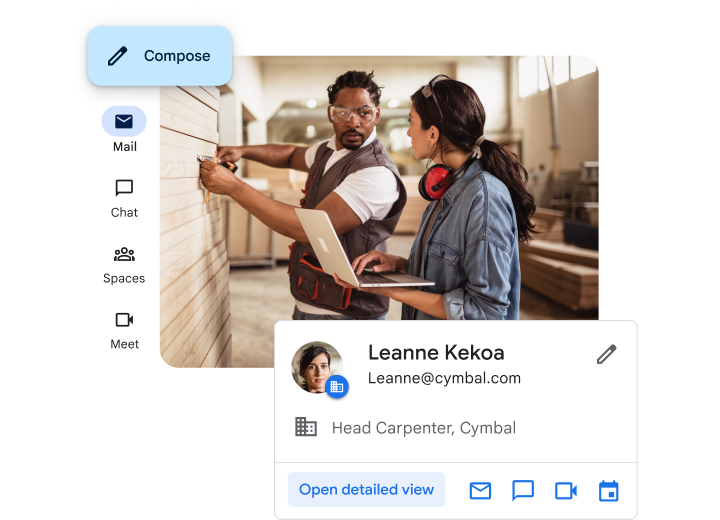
[216,146,244,164]
[199,159,240,195]
[331,273,400,298]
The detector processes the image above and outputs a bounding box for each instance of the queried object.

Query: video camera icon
[116,313,133,327]
[555,482,577,500]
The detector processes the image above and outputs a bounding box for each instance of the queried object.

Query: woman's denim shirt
[401,159,520,320]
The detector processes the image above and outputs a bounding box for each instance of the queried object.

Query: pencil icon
[108,46,128,66]
[206,151,217,204]
[596,344,617,364]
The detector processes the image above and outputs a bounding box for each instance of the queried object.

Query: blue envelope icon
[470,482,491,500]
[115,114,133,128]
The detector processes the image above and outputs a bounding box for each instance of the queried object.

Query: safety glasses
[421,74,450,124]
[329,105,378,124]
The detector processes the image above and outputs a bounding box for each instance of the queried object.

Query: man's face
[327,88,380,150]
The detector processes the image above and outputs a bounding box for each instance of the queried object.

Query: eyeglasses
[329,105,378,124]
[421,74,451,124]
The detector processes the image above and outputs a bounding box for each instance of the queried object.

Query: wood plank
[213,335,233,368]
[521,239,598,268]
[160,228,223,289]
[200,85,220,101]
[520,262,598,298]
[163,284,230,368]
[160,91,218,133]
[161,196,221,235]
[160,249,228,331]
[179,86,220,111]
[161,126,217,152]
[201,315,232,368]
[161,239,226,300]
[160,270,229,354]
[160,109,219,144]
[161,177,203,198]
[160,189,214,216]
[166,292,230,367]
[161,159,201,180]
[162,86,218,118]
[521,273,598,310]
[520,253,598,285]
[160,207,222,255]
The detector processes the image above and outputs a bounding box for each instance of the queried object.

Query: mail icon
[469,482,491,500]
[115,114,133,129]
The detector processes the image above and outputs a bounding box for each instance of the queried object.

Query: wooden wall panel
[160,86,231,367]
[200,316,232,368]
[160,246,227,330]
[214,336,233,368]
[160,216,223,290]
[179,86,221,111]
[160,197,221,235]
[160,109,219,144]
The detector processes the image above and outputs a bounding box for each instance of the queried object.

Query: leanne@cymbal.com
[275,321,638,520]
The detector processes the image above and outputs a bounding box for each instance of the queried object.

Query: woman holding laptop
[334,75,536,320]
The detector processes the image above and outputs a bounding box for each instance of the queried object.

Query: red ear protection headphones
[418,153,477,201]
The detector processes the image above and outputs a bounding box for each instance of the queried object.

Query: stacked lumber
[520,239,598,310]
[396,176,430,234]
[160,86,232,368]
[245,161,306,192]
[531,208,564,242]
[522,239,598,267]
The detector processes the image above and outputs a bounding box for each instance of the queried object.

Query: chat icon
[116,179,133,196]
[512,480,534,501]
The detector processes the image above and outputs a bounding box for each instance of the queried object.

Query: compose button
[88,26,231,86]
[288,472,445,507]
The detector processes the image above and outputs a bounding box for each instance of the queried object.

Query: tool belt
[295,253,352,310]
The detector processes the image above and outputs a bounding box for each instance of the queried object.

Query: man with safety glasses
[201,70,407,320]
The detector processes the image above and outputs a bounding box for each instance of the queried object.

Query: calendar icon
[330,381,343,393]
[599,480,619,502]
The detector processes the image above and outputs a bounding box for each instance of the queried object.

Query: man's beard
[341,130,365,150]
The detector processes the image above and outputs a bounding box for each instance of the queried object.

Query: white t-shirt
[296,129,400,315]
[303,129,400,222]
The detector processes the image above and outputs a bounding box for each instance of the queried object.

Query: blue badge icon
[115,114,133,128]
[325,375,348,399]
[555,482,577,500]
[599,480,619,502]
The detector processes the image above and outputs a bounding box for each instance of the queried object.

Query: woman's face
[303,353,330,393]
[407,103,438,160]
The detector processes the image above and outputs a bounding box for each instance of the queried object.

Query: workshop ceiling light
[387,99,400,108]
[306,99,318,108]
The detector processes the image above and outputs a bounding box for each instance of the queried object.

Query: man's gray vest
[289,137,407,317]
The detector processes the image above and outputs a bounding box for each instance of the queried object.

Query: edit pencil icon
[108,46,127,66]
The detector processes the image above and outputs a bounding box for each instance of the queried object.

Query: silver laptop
[295,209,435,288]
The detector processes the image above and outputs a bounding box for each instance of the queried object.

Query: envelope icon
[470,482,491,500]
[115,114,133,129]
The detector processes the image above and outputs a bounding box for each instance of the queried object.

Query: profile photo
[291,342,343,394]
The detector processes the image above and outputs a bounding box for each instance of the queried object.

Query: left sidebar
[89,88,160,368]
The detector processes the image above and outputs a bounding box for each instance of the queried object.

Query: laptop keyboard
[358,272,396,284]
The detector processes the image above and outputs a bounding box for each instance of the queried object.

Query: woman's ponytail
[479,139,536,244]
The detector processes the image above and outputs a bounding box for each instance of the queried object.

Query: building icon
[330,380,343,393]
[295,417,317,437]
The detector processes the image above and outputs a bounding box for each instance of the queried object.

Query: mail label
[469,482,491,500]
[115,114,133,129]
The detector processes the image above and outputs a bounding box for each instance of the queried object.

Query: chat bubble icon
[116,179,133,196]
[512,480,534,500]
